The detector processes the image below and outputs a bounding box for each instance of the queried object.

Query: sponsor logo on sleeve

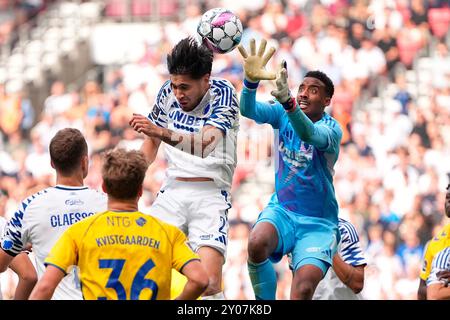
[2,239,13,250]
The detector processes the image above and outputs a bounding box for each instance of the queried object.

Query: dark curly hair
[167,37,213,79]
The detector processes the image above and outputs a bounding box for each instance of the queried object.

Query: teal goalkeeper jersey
[241,87,342,222]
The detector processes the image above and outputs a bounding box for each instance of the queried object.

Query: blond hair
[102,148,148,200]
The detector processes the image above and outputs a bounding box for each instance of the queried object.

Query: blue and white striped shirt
[427,247,450,286]
[338,218,367,266]
[148,77,239,190]
[313,218,367,300]
[0,185,106,299]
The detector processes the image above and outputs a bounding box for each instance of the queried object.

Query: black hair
[305,70,334,98]
[167,37,213,79]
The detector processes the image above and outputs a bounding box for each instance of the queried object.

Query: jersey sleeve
[240,86,284,128]
[287,107,342,153]
[147,80,170,128]
[0,195,39,256]
[420,240,433,281]
[170,226,200,273]
[426,248,450,286]
[315,119,343,154]
[338,220,367,267]
[204,80,239,134]
[44,224,80,274]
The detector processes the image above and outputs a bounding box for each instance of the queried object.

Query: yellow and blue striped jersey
[45,210,199,300]
[420,224,450,281]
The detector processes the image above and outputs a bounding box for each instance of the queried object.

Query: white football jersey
[313,218,367,300]
[0,185,107,300]
[148,77,239,190]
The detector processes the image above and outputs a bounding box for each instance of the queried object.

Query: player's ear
[202,73,210,85]
[81,155,89,178]
[82,155,88,170]
[137,185,143,198]
[50,159,55,169]
[324,97,331,107]
[101,181,107,193]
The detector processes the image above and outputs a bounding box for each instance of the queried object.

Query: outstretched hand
[238,38,276,82]
[270,60,291,104]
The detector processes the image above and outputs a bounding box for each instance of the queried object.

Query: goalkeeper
[238,39,343,300]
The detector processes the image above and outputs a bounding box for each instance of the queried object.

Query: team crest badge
[136,217,147,227]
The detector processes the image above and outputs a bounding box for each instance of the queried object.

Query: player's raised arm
[238,38,276,83]
[238,38,284,125]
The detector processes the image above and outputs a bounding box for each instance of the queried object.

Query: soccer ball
[197,8,243,54]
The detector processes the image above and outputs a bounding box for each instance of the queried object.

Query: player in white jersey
[130,37,239,299]
[0,201,37,300]
[313,218,366,299]
[288,217,366,299]
[426,247,450,300]
[0,128,107,300]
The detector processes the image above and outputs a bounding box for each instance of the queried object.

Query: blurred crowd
[0,0,57,49]
[1,0,450,299]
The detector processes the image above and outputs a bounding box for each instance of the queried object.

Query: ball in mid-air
[197,8,243,54]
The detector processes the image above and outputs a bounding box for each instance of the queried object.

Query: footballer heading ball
[197,8,243,54]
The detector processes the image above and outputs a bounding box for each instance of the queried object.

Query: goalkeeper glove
[238,38,276,88]
[271,61,295,111]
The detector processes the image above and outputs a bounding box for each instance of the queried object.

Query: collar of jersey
[54,185,89,191]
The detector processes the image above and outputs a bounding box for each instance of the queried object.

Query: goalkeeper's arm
[286,106,330,149]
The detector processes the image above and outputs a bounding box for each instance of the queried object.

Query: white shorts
[149,180,231,258]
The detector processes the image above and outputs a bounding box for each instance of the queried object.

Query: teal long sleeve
[287,106,329,149]
[240,85,284,127]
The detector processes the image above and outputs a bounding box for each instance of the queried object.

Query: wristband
[281,97,296,111]
[244,78,259,89]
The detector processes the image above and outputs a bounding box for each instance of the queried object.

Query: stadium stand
[0,0,449,300]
